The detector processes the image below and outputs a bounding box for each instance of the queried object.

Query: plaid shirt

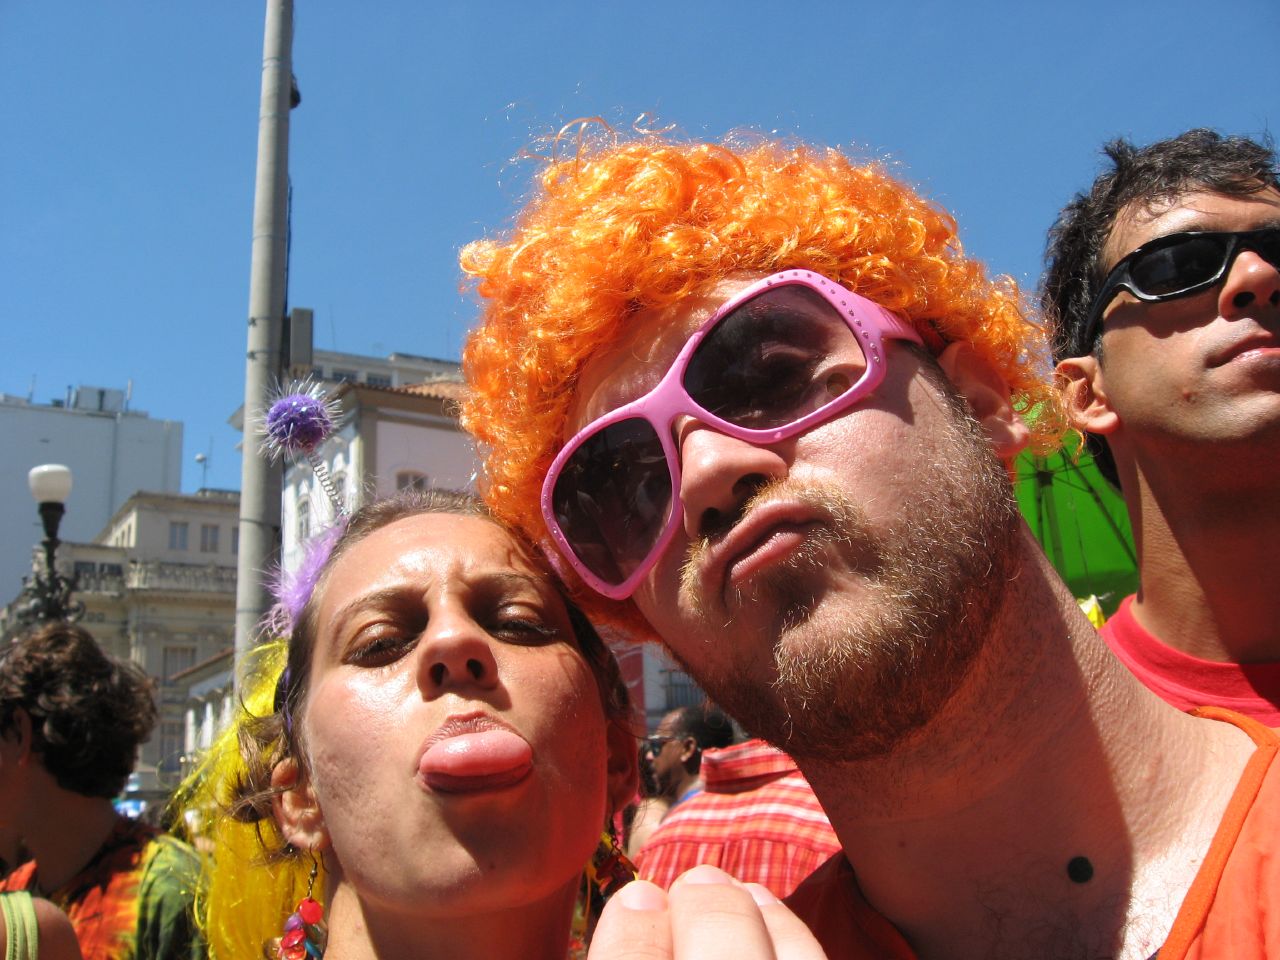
[636,739,840,897]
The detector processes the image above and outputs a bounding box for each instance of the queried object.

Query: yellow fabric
[170,640,325,960]
[1078,594,1106,629]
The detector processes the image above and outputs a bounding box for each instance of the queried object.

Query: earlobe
[270,758,330,852]
[935,343,1030,458]
[1055,355,1120,436]
[604,723,640,816]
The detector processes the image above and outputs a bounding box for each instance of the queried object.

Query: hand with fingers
[587,865,829,960]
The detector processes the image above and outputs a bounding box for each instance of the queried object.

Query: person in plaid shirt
[636,738,839,898]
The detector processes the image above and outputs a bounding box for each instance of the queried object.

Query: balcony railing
[661,669,705,710]
[126,562,237,594]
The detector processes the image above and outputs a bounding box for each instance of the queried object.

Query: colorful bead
[298,897,324,925]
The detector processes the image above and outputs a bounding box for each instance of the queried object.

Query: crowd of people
[1,124,1276,959]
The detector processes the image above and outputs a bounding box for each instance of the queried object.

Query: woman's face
[286,512,620,916]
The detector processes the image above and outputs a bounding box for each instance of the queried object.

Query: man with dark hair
[462,131,1279,958]
[643,705,735,812]
[637,714,839,898]
[0,623,202,960]
[1045,128,1280,723]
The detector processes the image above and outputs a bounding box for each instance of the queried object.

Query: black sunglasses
[1078,226,1280,353]
[644,735,677,754]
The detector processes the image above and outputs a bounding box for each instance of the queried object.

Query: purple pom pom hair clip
[260,379,346,520]
[259,379,347,739]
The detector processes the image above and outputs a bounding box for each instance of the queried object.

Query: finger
[587,880,673,960]
[744,884,829,960]
[667,865,777,959]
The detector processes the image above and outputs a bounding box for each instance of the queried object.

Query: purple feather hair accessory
[265,520,348,737]
[265,519,349,634]
[261,379,340,460]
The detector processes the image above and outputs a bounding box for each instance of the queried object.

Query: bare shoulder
[33,898,84,960]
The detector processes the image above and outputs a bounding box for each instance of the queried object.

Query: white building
[0,386,182,599]
[308,348,460,389]
[280,378,476,572]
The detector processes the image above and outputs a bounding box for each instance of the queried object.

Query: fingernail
[746,883,779,906]
[674,864,734,886]
[616,880,667,911]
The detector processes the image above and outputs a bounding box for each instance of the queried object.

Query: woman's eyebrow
[479,571,549,593]
[327,587,416,640]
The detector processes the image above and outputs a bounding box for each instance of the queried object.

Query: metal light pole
[14,465,85,626]
[235,0,296,668]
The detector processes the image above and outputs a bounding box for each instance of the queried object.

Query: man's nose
[1219,248,1280,318]
[675,419,788,540]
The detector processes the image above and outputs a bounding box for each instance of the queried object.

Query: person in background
[623,743,670,859]
[1046,129,1280,723]
[0,623,202,960]
[636,735,839,899]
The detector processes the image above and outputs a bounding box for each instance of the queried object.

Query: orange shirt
[786,708,1279,959]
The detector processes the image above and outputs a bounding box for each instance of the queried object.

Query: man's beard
[674,392,1022,764]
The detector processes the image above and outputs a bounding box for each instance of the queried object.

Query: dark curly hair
[1041,128,1279,485]
[0,622,157,798]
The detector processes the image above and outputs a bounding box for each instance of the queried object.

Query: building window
[331,471,348,509]
[169,522,189,551]
[231,526,239,555]
[396,471,428,492]
[163,645,197,681]
[159,721,184,775]
[365,373,392,388]
[331,368,358,383]
[199,524,220,553]
[298,499,312,542]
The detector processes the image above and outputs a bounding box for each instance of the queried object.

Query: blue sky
[2,1,1276,494]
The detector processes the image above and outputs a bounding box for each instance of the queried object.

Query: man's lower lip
[1220,345,1280,366]
[726,522,821,587]
[421,764,532,795]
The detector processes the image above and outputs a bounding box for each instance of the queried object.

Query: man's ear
[936,342,1029,458]
[677,737,700,767]
[604,723,640,816]
[0,709,36,764]
[0,709,34,780]
[1055,354,1120,436]
[271,758,330,853]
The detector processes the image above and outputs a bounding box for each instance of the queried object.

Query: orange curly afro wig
[461,128,1062,636]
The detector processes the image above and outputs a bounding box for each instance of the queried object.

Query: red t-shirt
[785,708,1280,959]
[1103,595,1280,725]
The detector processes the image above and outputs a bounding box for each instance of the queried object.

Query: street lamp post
[15,464,85,625]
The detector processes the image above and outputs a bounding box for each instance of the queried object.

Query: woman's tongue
[419,730,533,793]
